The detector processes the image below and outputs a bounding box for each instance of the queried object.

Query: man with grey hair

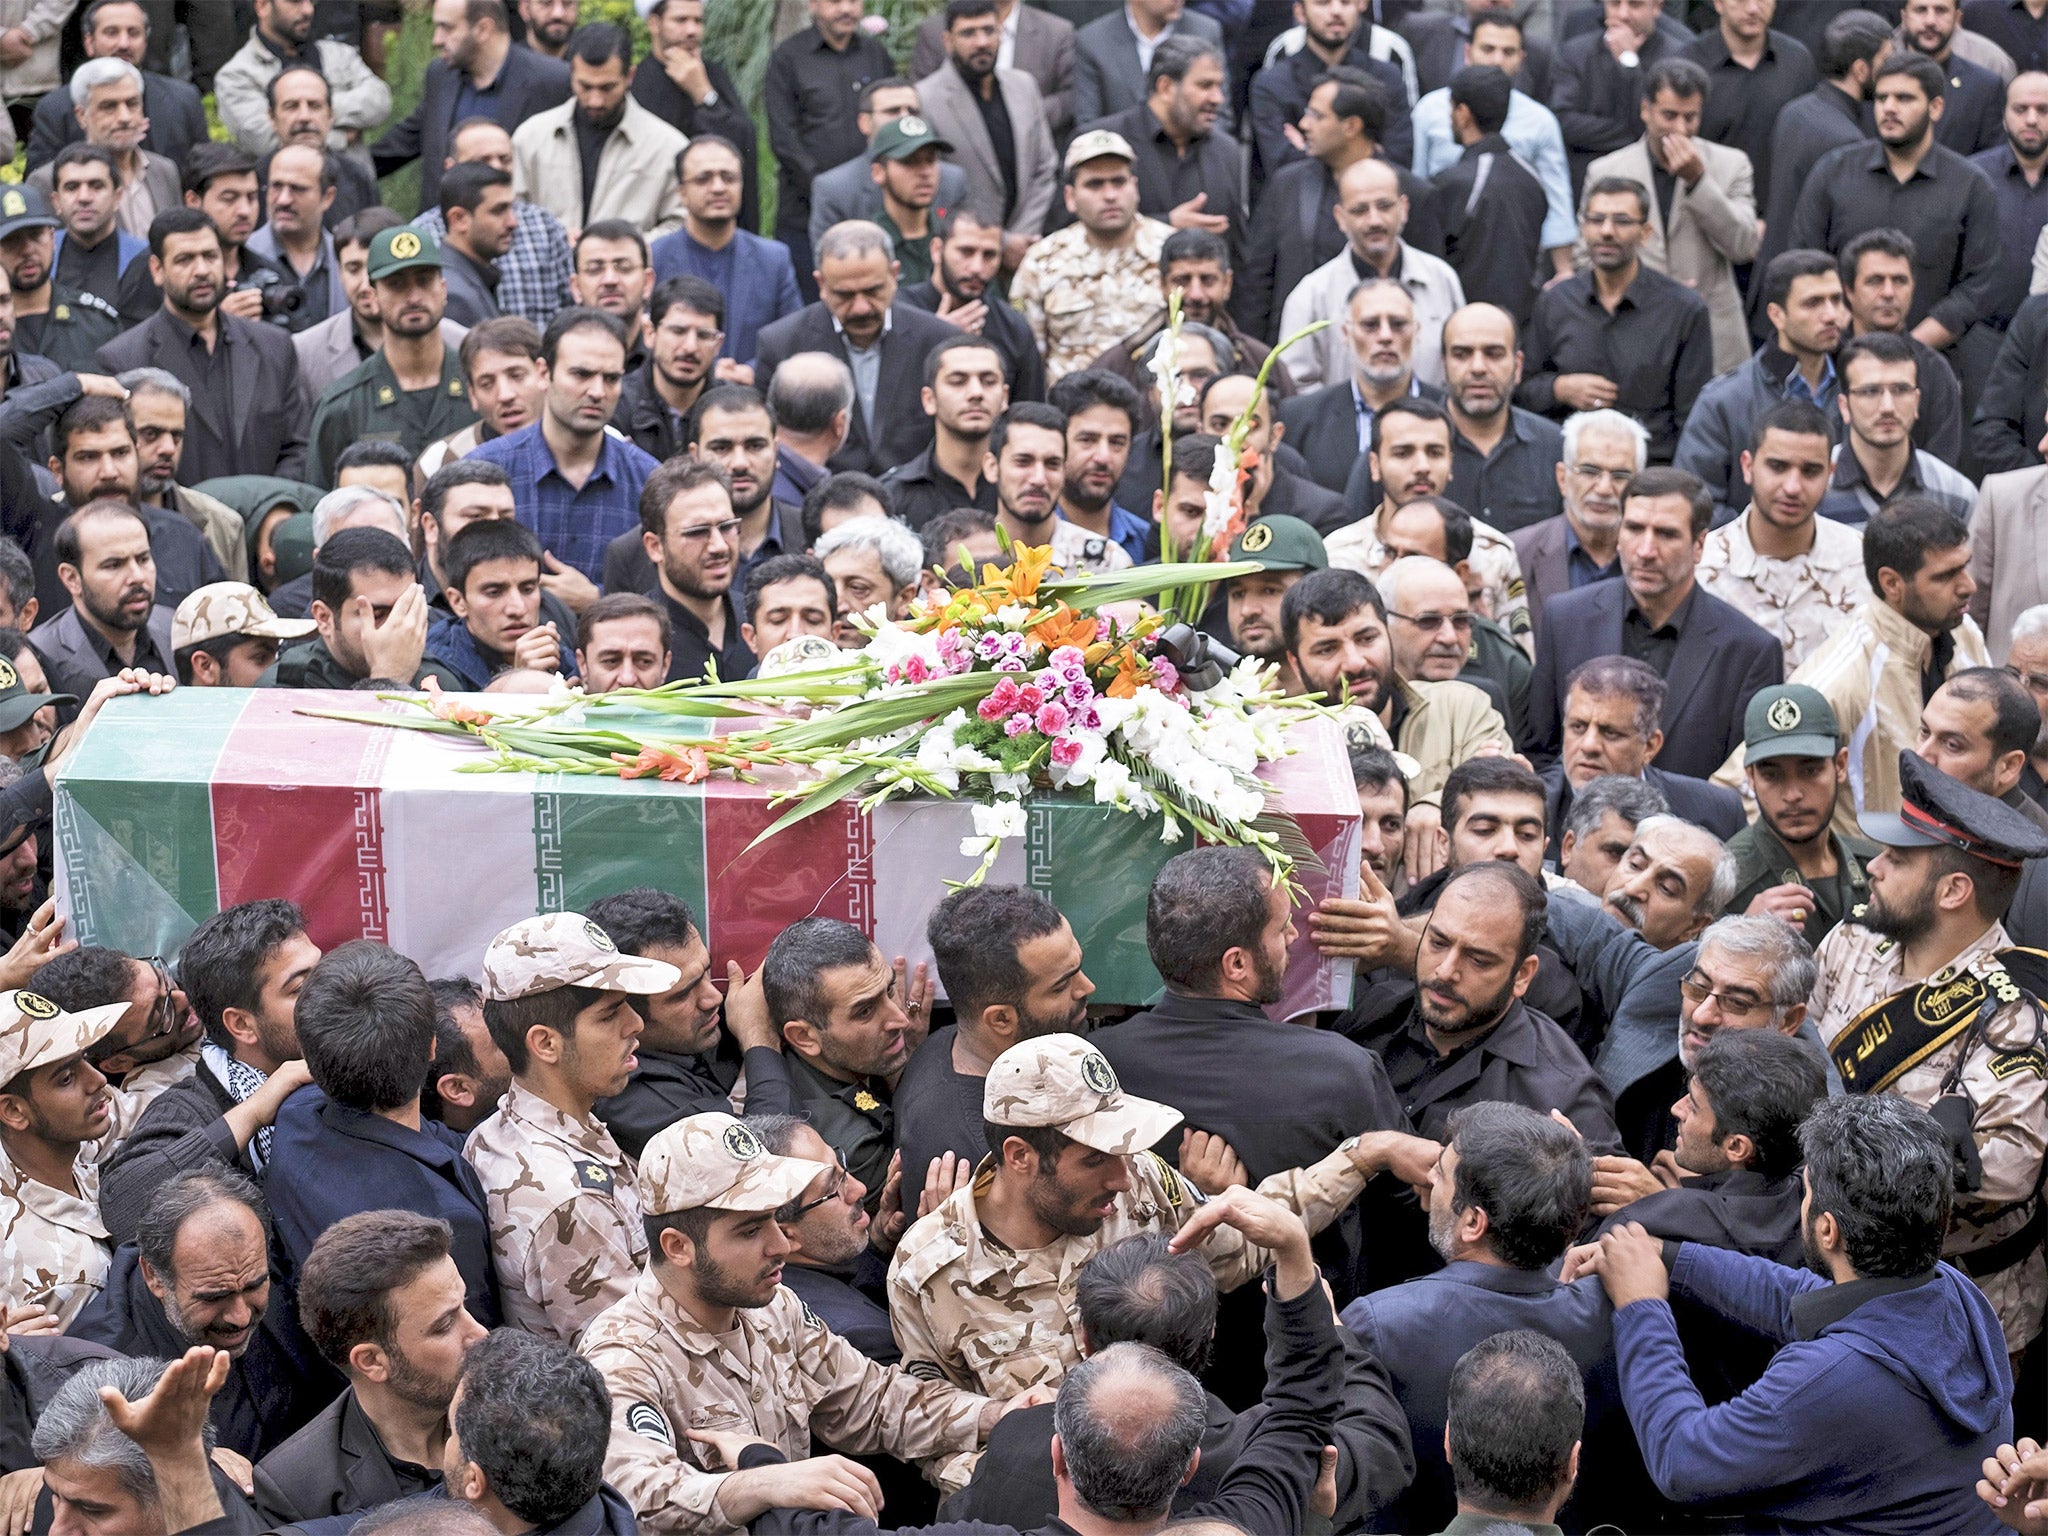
[1557,773,1669,898]
[116,368,249,583]
[766,352,855,506]
[755,221,965,479]
[1604,814,1739,954]
[68,1167,321,1459]
[2006,601,2048,810]
[27,59,179,239]
[814,515,923,627]
[262,485,411,622]
[1513,408,1650,643]
[33,1353,249,1536]
[1542,655,1747,859]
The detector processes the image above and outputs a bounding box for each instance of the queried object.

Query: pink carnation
[1017,684,1046,712]
[1035,702,1070,736]
[1151,659,1181,694]
[1004,713,1033,737]
[978,679,1021,720]
[1050,737,1084,767]
[903,655,930,684]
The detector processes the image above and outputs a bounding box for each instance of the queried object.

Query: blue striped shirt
[469,424,659,585]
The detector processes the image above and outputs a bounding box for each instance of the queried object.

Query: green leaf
[733,762,879,865]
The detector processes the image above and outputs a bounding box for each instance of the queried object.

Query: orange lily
[991,543,1056,604]
[614,744,711,783]
[420,677,494,726]
[1101,643,1151,699]
[1027,602,1100,651]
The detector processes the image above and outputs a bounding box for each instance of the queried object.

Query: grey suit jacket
[809,152,972,258]
[915,64,1059,240]
[29,604,175,699]
[290,312,470,405]
[1511,514,1574,646]
[911,5,1079,136]
[1966,462,2048,661]
[1073,8,1224,127]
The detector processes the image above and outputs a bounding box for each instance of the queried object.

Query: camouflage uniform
[1812,917,2048,1354]
[0,988,147,1327]
[885,1033,1371,1399]
[1698,507,1872,671]
[465,1080,648,1346]
[1009,215,1170,388]
[1324,512,1532,645]
[580,1112,992,1533]
[1048,519,1135,577]
[470,912,679,1343]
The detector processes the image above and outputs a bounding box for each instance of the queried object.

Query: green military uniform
[1725,817,1874,949]
[1463,611,1534,749]
[786,1052,892,1219]
[868,115,951,289]
[304,226,476,487]
[306,346,474,488]
[272,637,359,688]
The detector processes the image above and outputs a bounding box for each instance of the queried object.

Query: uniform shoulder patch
[1143,1150,1193,1208]
[574,1159,613,1192]
[626,1401,672,1445]
[1989,1045,2048,1082]
[797,1296,824,1330]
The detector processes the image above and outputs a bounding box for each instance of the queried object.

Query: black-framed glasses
[1678,969,1771,1021]
[1388,610,1473,635]
[781,1165,851,1223]
[142,956,180,1038]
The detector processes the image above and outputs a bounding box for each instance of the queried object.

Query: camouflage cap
[1064,128,1137,175]
[638,1111,830,1215]
[480,911,682,1001]
[983,1032,1182,1154]
[0,653,70,734]
[172,581,317,651]
[0,990,128,1088]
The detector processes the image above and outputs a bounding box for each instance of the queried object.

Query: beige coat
[1580,135,1760,374]
[512,94,686,239]
[1966,463,2048,662]
[0,0,66,102]
[1713,597,1991,840]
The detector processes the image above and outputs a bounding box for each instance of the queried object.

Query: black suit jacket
[1542,763,1748,859]
[253,1388,437,1524]
[1527,579,1783,780]
[371,45,572,209]
[27,70,206,173]
[753,302,962,479]
[1283,379,1446,499]
[96,309,308,484]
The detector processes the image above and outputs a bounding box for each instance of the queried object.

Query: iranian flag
[54,690,1360,1014]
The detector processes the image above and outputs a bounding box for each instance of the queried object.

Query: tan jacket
[1811,919,2047,1353]
[0,0,66,102]
[1580,135,1760,374]
[581,1269,988,1533]
[171,486,250,585]
[1966,463,2048,662]
[513,94,686,239]
[1390,676,1516,804]
[1713,597,1991,840]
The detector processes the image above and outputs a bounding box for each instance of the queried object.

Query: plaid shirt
[468,423,658,584]
[414,199,572,331]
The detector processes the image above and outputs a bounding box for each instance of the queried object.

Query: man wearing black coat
[371,16,571,212]
[1428,69,1550,328]
[0,1334,119,1474]
[631,0,761,234]
[753,241,964,480]
[1973,288,2048,472]
[27,51,206,175]
[68,1170,323,1462]
[1091,846,1411,1306]
[1405,5,1556,98]
[945,1225,1413,1531]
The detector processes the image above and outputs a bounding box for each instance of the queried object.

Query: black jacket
[1756,80,1870,304]
[1543,762,1748,853]
[1431,133,1550,329]
[780,1250,897,1364]
[749,1281,1349,1536]
[1404,10,1555,98]
[96,309,309,485]
[630,52,760,233]
[1974,291,2048,474]
[0,1335,118,1473]
[371,46,571,209]
[253,1388,440,1524]
[1091,993,1408,1302]
[592,1044,795,1161]
[98,1058,251,1246]
[754,302,964,479]
[1279,377,1444,496]
[611,357,688,464]
[947,1315,1412,1533]
[1527,578,1784,781]
[435,241,501,329]
[67,1245,326,1460]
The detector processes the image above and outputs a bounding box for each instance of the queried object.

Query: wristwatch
[700,86,719,106]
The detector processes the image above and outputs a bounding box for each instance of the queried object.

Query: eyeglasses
[1583,213,1644,230]
[683,170,741,187]
[1570,464,1632,485]
[1679,970,1773,1022]
[2006,664,2048,694]
[1846,382,1919,400]
[1388,610,1473,634]
[670,518,741,545]
[1351,315,1413,334]
[142,956,181,1039]
[782,1167,850,1222]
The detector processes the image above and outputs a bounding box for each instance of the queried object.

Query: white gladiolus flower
[1202,440,1239,540]
[973,799,1027,839]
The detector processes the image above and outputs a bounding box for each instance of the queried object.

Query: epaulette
[891,1218,967,1290]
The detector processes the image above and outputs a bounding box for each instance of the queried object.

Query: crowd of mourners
[2,0,2048,1532]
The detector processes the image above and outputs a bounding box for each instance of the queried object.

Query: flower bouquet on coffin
[300,538,1340,888]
